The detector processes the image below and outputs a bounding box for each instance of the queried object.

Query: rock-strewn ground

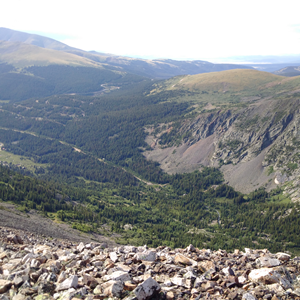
[1,226,300,300]
[0,202,118,247]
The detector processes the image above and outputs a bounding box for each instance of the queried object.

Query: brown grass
[0,40,103,68]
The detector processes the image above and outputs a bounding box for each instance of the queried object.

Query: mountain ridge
[0,27,254,80]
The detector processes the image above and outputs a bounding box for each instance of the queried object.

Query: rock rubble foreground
[1,227,300,300]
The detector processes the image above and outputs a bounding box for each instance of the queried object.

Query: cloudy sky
[1,0,300,61]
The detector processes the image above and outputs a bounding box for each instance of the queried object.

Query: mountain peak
[0,27,75,51]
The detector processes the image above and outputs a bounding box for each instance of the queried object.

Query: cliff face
[144,95,300,196]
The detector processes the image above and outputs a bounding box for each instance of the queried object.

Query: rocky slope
[0,203,118,247]
[144,71,300,196]
[1,226,300,300]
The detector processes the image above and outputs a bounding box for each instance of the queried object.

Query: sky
[1,0,300,62]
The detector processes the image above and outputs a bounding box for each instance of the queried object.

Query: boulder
[55,275,78,291]
[102,280,123,298]
[249,268,291,288]
[276,252,291,261]
[103,271,131,282]
[256,256,281,268]
[174,253,196,266]
[134,251,157,262]
[134,277,161,300]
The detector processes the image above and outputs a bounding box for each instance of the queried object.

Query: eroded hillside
[144,70,300,196]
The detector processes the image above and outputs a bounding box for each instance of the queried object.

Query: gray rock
[55,275,78,291]
[134,277,161,300]
[242,293,257,300]
[256,256,281,267]
[134,251,157,262]
[102,280,124,298]
[103,271,131,282]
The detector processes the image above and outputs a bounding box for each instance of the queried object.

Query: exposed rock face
[1,227,300,299]
[144,97,300,195]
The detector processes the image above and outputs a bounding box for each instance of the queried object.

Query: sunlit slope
[0,40,103,68]
[0,27,75,51]
[149,69,300,106]
[159,69,284,91]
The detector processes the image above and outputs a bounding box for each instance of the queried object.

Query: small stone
[34,293,55,300]
[166,291,175,300]
[222,266,235,276]
[109,252,119,263]
[12,295,26,300]
[228,291,238,299]
[198,261,216,272]
[186,244,196,252]
[7,234,23,244]
[242,293,257,300]
[124,281,137,291]
[77,242,85,252]
[0,279,12,294]
[93,284,103,295]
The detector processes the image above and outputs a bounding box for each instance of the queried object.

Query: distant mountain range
[0,27,253,81]
[273,66,300,77]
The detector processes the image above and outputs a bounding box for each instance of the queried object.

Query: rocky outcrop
[1,226,300,299]
[144,96,300,194]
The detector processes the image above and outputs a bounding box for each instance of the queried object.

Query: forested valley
[0,79,299,254]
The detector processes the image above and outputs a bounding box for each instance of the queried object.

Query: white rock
[266,283,284,295]
[256,256,281,267]
[242,293,257,300]
[186,244,196,252]
[135,250,157,262]
[109,252,119,263]
[77,242,85,252]
[123,246,137,253]
[171,275,185,287]
[222,266,234,276]
[56,275,78,291]
[30,259,40,268]
[249,268,291,288]
[21,253,35,264]
[238,275,247,285]
[183,270,196,280]
[245,248,252,255]
[103,271,131,282]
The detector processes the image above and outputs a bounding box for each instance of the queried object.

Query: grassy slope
[0,40,103,68]
[154,69,283,93]
[148,69,300,110]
